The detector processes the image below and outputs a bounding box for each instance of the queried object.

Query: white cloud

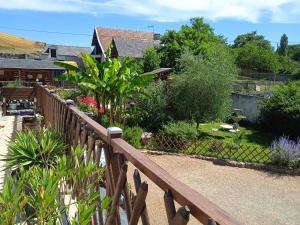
[0,0,299,23]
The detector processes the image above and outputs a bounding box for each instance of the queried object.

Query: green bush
[57,88,82,100]
[5,80,24,88]
[123,126,143,149]
[135,80,170,132]
[159,121,198,140]
[260,80,300,138]
[4,128,67,170]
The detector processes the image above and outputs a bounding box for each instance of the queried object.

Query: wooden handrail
[35,84,242,225]
[111,138,241,225]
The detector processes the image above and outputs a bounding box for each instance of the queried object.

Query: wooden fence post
[107,127,123,225]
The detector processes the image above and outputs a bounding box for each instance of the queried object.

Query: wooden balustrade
[35,84,242,225]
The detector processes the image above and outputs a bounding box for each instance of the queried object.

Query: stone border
[142,150,300,176]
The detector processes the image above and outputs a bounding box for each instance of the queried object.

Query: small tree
[142,47,161,72]
[277,34,288,56]
[171,46,237,127]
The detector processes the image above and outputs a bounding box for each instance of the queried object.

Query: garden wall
[231,92,263,123]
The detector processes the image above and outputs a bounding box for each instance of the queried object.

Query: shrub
[135,80,170,132]
[57,88,82,100]
[123,126,143,149]
[5,79,23,88]
[4,128,67,170]
[270,136,300,168]
[159,121,198,140]
[260,80,300,138]
[142,47,161,73]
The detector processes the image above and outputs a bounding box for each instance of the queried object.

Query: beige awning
[0,32,46,55]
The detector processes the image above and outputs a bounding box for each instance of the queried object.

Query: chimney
[153,33,160,40]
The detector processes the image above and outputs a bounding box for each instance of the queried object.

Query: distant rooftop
[113,37,159,59]
[95,27,157,51]
[0,58,64,70]
[45,44,91,56]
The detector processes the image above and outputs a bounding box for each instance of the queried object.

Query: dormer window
[50,48,57,58]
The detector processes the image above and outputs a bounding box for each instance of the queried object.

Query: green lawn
[180,122,274,163]
[197,122,274,148]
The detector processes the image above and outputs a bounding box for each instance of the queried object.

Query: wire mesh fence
[146,135,272,164]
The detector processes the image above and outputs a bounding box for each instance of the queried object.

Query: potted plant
[22,114,43,130]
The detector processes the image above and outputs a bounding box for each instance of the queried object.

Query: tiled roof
[113,37,159,58]
[95,27,155,51]
[0,58,64,70]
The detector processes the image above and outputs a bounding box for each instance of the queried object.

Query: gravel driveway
[128,154,300,225]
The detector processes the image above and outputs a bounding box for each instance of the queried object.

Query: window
[0,70,4,75]
[50,49,57,58]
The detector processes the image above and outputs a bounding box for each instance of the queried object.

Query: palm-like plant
[54,53,154,124]
[4,128,67,170]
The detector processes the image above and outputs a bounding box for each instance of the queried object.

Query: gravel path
[128,154,300,225]
[0,114,18,190]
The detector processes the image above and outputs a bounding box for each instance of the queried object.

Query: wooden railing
[36,84,242,225]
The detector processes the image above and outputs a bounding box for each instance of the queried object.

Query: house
[0,58,64,84]
[0,32,91,83]
[91,27,160,61]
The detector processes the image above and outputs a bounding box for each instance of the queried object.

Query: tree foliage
[288,44,300,62]
[277,34,288,56]
[232,31,280,73]
[232,31,272,50]
[134,80,169,132]
[260,80,300,138]
[171,46,238,126]
[159,17,223,69]
[142,47,161,72]
[234,43,280,73]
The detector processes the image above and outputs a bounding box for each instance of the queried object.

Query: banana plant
[55,53,154,124]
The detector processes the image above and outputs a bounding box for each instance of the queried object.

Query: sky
[0,0,299,48]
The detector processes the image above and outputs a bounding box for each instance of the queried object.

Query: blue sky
[0,0,299,48]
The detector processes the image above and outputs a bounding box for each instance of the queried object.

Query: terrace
[0,82,243,224]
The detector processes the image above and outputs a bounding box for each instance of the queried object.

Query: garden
[48,52,299,169]
[41,19,300,170]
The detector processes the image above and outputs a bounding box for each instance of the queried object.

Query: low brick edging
[142,150,300,176]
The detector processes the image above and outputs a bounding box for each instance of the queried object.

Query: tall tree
[232,31,272,50]
[277,34,288,56]
[288,44,300,62]
[232,31,279,73]
[159,17,224,69]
